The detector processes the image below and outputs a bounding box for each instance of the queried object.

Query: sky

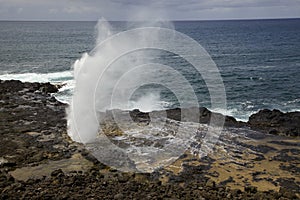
[0,0,299,21]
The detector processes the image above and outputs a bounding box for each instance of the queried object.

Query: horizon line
[0,17,299,22]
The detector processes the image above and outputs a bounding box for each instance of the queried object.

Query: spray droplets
[67,19,226,172]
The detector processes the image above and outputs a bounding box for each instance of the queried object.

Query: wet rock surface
[129,107,245,127]
[0,80,300,199]
[129,108,300,137]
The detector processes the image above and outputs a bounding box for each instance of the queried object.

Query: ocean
[0,19,299,121]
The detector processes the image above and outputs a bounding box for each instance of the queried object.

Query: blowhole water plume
[67,18,226,172]
[67,19,176,143]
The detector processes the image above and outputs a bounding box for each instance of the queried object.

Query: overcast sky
[0,0,299,21]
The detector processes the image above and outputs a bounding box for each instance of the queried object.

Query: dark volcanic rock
[0,79,58,93]
[248,109,300,136]
[1,80,300,200]
[129,107,245,128]
[0,80,73,169]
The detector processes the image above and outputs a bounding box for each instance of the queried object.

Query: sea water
[0,19,299,121]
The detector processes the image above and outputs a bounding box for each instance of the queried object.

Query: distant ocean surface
[0,19,299,121]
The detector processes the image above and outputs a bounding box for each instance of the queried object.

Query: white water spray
[67,19,175,143]
[67,17,226,173]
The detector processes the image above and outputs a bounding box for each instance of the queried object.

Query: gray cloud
[0,0,299,20]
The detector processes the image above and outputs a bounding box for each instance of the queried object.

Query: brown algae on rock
[9,153,93,181]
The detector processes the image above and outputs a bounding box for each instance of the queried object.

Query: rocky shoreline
[128,106,300,137]
[0,80,299,199]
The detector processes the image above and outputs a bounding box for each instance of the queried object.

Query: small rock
[206,179,216,188]
[226,193,232,198]
[114,193,124,199]
[244,186,258,194]
[0,158,9,166]
[51,169,64,177]
[117,175,129,183]
[279,187,297,199]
